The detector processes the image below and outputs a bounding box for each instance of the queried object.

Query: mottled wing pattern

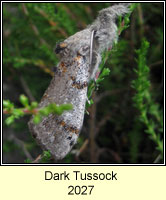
[28,34,91,160]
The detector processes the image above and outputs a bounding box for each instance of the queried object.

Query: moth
[28,3,131,161]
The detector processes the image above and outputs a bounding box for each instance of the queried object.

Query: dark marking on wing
[56,119,79,135]
[70,140,74,146]
[70,76,88,89]
[54,42,67,54]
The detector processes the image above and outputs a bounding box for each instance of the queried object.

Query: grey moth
[28,3,131,161]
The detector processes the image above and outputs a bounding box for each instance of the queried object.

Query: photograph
[2,2,164,164]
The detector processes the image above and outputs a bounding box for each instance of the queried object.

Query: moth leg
[89,30,102,81]
[89,51,101,81]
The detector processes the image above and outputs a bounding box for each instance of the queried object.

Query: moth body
[28,3,131,160]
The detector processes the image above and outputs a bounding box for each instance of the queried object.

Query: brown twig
[95,114,110,136]
[20,76,36,102]
[32,154,42,163]
[89,93,97,163]
[95,91,112,103]
[34,60,54,76]
[3,108,38,115]
[130,7,136,52]
[137,4,144,37]
[62,4,87,29]
[76,139,89,158]
[97,148,122,163]
[95,88,126,103]
[153,154,161,163]
[35,5,68,38]
[22,3,49,47]
[9,134,33,160]
[149,60,163,68]
[13,57,54,76]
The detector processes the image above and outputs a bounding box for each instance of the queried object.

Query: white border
[1,1,165,166]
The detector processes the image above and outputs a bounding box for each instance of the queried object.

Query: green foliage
[33,102,73,124]
[24,150,51,163]
[24,158,32,163]
[87,51,111,108]
[3,94,73,125]
[132,39,163,155]
[3,140,20,153]
[87,3,136,108]
[118,3,138,34]
[40,150,52,163]
[3,98,25,125]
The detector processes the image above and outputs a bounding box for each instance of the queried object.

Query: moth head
[54,42,67,54]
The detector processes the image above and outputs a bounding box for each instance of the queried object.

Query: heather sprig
[132,39,163,155]
[3,94,73,125]
[87,3,137,108]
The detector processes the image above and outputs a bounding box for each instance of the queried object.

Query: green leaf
[13,109,24,118]
[3,100,11,108]
[3,100,14,110]
[5,115,15,125]
[40,150,52,163]
[60,104,73,111]
[20,95,29,107]
[33,114,42,124]
[24,158,32,163]
[43,150,51,159]
[39,107,50,116]
[30,101,38,109]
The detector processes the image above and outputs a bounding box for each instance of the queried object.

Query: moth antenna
[89,30,95,68]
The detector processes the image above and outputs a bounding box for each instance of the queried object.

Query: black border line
[1,1,165,166]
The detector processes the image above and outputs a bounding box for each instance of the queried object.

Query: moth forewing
[28,52,90,160]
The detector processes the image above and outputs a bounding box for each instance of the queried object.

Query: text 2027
[68,185,94,195]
